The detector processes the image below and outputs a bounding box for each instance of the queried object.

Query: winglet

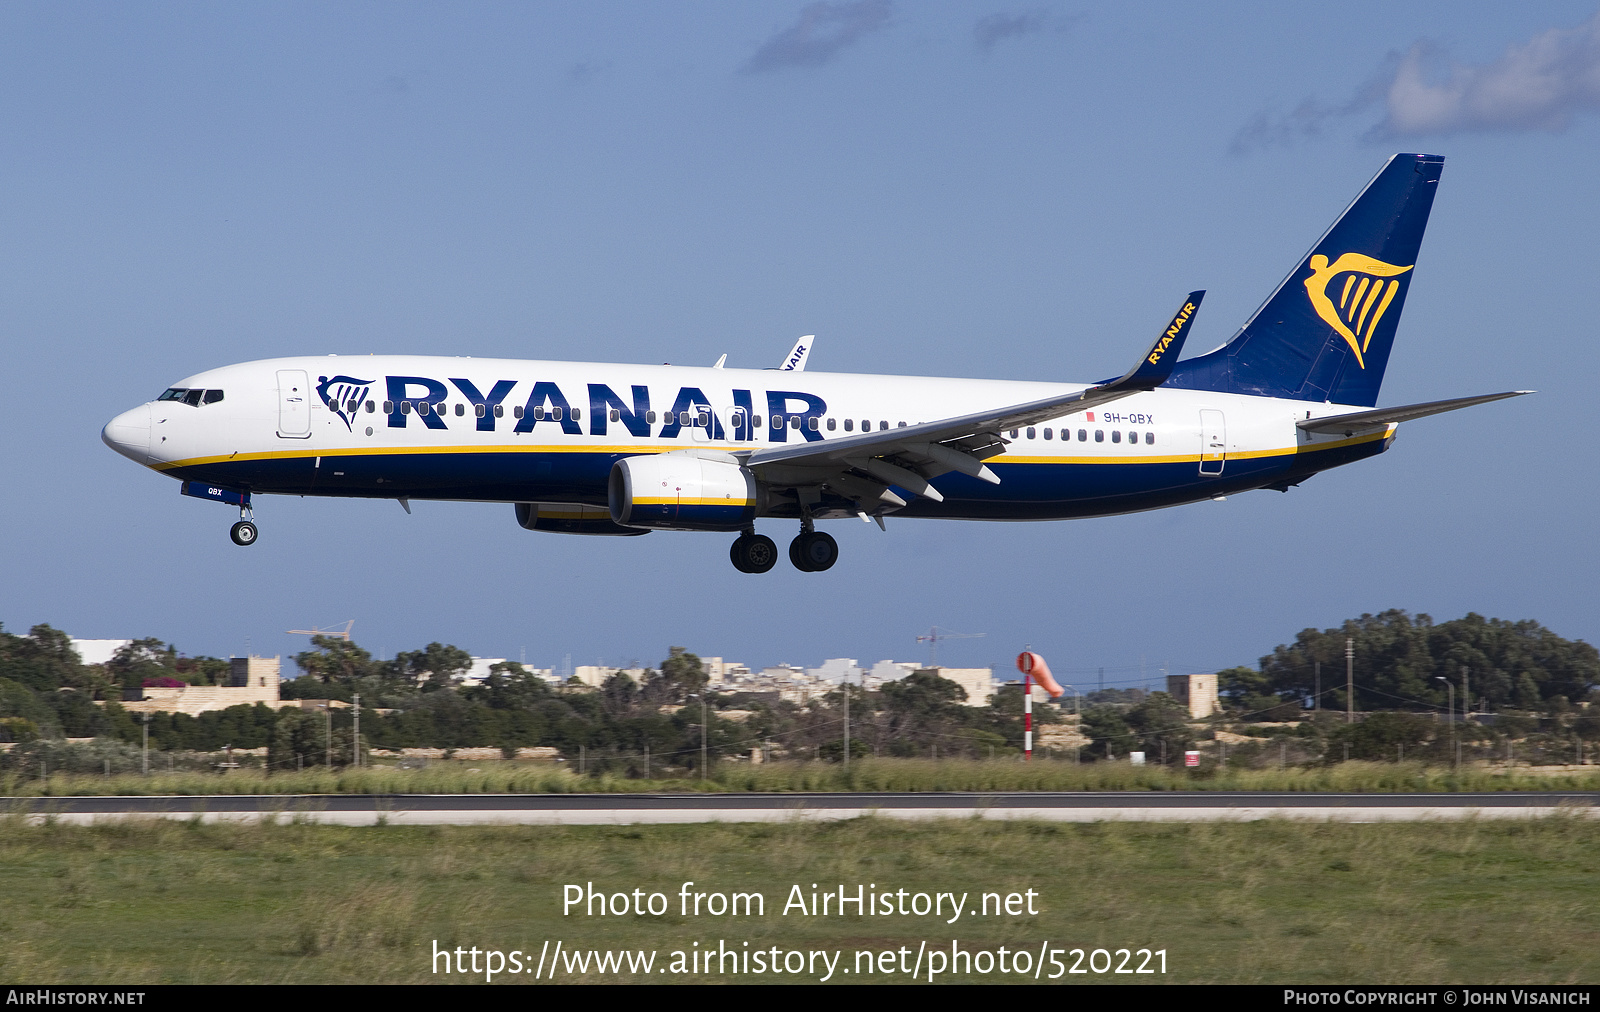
[1107,292,1204,390]
[779,336,813,372]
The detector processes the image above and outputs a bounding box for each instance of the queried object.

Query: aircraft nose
[102,404,151,464]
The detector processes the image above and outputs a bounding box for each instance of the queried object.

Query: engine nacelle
[609,452,758,532]
[515,502,649,537]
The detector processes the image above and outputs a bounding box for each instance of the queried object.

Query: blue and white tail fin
[1165,153,1444,408]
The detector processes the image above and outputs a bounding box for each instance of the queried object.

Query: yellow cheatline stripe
[155,442,670,470]
[157,428,1392,473]
[996,428,1389,465]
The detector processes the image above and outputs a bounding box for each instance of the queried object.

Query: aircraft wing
[743,293,1203,506]
[1297,390,1531,436]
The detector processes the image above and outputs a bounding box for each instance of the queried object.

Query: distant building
[572,665,648,688]
[70,638,132,666]
[457,657,507,687]
[915,667,995,707]
[1166,673,1220,719]
[109,656,283,717]
[808,658,864,684]
[866,660,919,689]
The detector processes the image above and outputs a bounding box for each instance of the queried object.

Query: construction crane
[915,626,985,667]
[286,620,355,642]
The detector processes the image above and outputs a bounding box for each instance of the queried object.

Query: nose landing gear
[230,520,259,546]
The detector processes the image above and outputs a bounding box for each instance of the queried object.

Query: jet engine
[608,452,758,532]
[515,502,649,536]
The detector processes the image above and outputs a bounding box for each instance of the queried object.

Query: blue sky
[3,2,1597,685]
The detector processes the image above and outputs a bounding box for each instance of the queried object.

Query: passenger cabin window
[513,406,524,418]
[808,417,819,431]
[533,406,545,420]
[551,406,563,421]
[476,404,487,418]
[494,404,504,417]
[1009,429,1019,438]
[844,418,854,432]
[365,400,375,413]
[1026,427,1036,439]
[1145,432,1154,444]
[1111,430,1120,443]
[826,417,836,431]
[401,401,412,414]
[647,410,657,423]
[1127,431,1136,444]
[455,403,465,416]
[1078,429,1087,441]
[879,421,888,431]
[790,416,801,429]
[609,408,621,422]
[1043,427,1052,439]
[1094,429,1103,442]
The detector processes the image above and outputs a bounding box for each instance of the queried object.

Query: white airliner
[103,154,1525,573]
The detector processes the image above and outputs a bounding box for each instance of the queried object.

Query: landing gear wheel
[790,531,838,572]
[229,521,259,547]
[731,534,777,573]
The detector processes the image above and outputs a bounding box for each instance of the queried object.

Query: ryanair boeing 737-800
[102,154,1525,573]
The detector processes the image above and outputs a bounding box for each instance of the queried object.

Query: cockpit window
[157,387,224,406]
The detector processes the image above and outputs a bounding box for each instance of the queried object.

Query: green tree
[1078,705,1132,760]
[647,647,707,703]
[294,636,379,687]
[386,642,472,693]
[107,638,178,691]
[0,624,89,694]
[1125,692,1196,762]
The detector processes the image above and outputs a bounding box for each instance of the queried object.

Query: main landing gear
[789,531,838,572]
[729,520,839,574]
[730,533,778,573]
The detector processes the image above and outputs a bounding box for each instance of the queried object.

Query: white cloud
[741,0,893,74]
[1380,13,1600,136]
[974,11,1048,52]
[1231,11,1600,152]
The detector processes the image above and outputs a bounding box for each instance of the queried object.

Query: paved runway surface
[9,791,1599,824]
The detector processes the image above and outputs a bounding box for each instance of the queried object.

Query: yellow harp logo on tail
[1303,253,1412,369]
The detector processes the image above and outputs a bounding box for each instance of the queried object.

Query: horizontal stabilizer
[1298,390,1532,435]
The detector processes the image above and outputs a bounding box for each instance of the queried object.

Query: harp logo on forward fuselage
[1303,253,1413,369]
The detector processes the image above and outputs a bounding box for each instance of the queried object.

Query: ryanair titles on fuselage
[350,373,828,442]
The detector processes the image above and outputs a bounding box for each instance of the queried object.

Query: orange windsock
[1016,651,1064,698]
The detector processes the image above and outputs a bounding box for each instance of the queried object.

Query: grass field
[3,814,1598,984]
[10,758,1600,797]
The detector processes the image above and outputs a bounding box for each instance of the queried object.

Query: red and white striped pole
[1017,651,1065,762]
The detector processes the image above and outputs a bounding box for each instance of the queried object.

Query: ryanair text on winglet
[1147,302,1196,366]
